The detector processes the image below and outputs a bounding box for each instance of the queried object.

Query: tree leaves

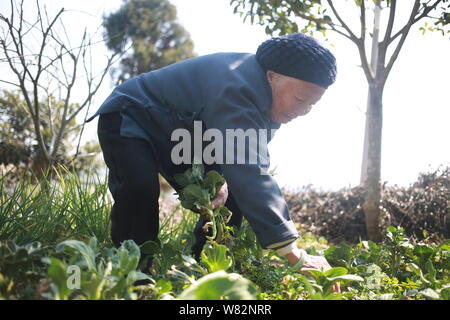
[230,0,330,36]
[103,0,196,83]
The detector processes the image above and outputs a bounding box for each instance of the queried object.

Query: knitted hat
[256,33,337,89]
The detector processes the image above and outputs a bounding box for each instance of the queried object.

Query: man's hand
[285,249,340,293]
[211,182,228,209]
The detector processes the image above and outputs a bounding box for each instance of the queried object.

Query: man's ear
[266,70,276,84]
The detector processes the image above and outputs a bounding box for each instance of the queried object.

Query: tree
[103,0,196,83]
[0,0,118,180]
[0,89,103,178]
[230,0,450,241]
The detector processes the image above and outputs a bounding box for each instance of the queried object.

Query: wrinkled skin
[267,71,326,124]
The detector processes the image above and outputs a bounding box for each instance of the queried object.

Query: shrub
[284,166,450,243]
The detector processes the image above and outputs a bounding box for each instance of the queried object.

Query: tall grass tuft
[0,165,112,246]
[1,163,202,253]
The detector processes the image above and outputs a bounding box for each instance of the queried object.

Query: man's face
[267,71,326,124]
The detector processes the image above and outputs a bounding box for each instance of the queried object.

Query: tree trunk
[360,0,381,185]
[362,84,384,242]
[31,150,53,184]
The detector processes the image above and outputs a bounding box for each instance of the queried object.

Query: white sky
[1,0,449,191]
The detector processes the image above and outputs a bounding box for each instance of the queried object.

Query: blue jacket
[87,52,299,248]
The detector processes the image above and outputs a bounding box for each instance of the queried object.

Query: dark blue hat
[256,33,337,88]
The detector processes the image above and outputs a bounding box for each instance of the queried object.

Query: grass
[0,164,200,250]
[0,165,111,246]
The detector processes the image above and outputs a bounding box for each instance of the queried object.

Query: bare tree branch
[382,0,422,85]
[288,4,354,41]
[35,7,64,81]
[0,79,21,87]
[360,0,366,41]
[383,0,397,44]
[1,0,118,173]
[72,44,94,161]
[388,0,443,44]
[8,2,35,85]
[290,8,330,26]
[68,51,119,123]
[71,50,121,162]
[326,0,359,42]
[355,40,374,83]
[50,32,85,158]
[354,0,374,83]
[328,24,354,41]
[1,7,36,118]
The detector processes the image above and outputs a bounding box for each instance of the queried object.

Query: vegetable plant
[174,164,233,245]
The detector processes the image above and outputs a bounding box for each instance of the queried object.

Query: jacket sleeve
[199,84,299,248]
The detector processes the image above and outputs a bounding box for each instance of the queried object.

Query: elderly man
[87,33,338,290]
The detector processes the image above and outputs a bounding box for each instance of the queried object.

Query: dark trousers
[97,112,242,261]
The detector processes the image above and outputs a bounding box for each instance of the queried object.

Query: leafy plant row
[1,224,448,300]
[1,164,449,300]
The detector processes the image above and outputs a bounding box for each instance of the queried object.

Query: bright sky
[1,0,449,191]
